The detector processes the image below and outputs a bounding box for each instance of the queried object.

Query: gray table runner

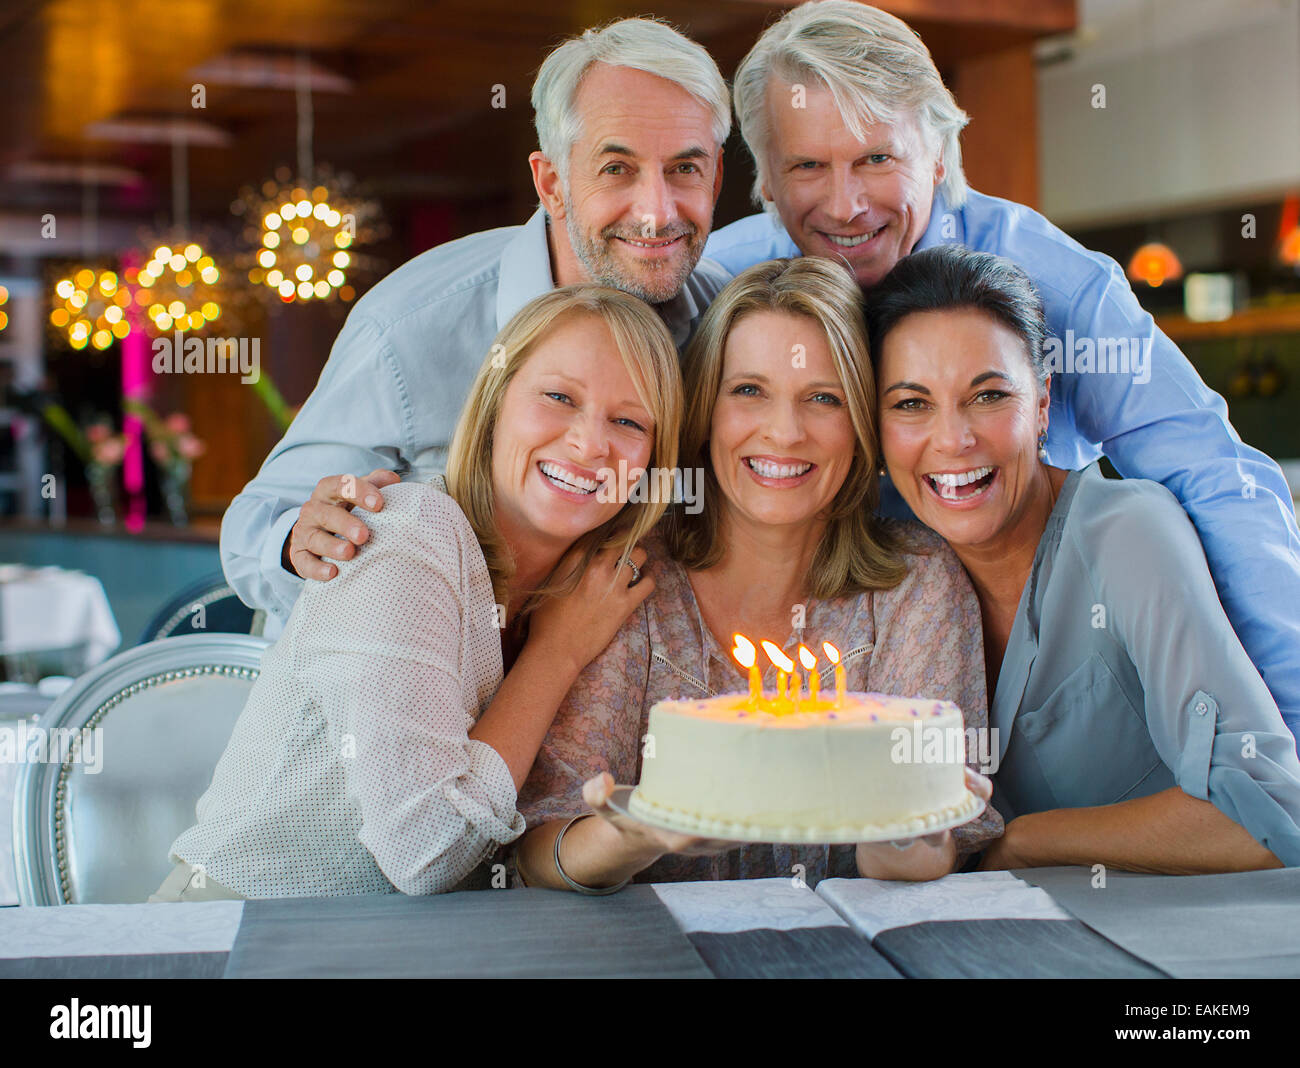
[223,885,714,978]
[688,926,902,979]
[873,919,1165,979]
[0,951,228,979]
[1016,866,1300,978]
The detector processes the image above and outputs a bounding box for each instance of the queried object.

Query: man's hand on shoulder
[283,468,401,580]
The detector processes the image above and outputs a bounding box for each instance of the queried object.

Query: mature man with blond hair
[707,0,1300,738]
[222,18,731,631]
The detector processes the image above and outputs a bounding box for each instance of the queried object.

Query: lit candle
[799,645,819,705]
[732,634,762,708]
[761,641,795,712]
[823,641,846,707]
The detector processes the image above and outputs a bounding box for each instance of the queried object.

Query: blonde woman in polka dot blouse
[155,285,683,900]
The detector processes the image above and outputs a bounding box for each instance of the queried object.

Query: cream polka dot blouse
[170,480,520,897]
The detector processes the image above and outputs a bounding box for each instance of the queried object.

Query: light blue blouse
[989,463,1300,866]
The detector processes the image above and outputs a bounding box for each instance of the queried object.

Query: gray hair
[734,1,969,212]
[531,17,731,187]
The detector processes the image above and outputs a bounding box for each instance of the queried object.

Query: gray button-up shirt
[220,209,730,629]
[991,463,1300,866]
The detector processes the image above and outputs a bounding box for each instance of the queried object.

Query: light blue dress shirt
[220,209,729,632]
[706,192,1300,740]
[986,463,1300,867]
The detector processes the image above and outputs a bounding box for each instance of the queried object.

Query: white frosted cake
[627,691,982,842]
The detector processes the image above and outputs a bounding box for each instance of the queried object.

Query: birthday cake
[627,691,983,843]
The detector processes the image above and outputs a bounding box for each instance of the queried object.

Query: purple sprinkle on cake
[910,708,919,716]
[870,714,878,721]
[828,713,838,719]
[931,708,942,716]
[737,712,747,718]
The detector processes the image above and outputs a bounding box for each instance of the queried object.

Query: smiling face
[709,310,857,535]
[536,63,723,305]
[491,312,655,556]
[877,306,1050,551]
[759,81,943,290]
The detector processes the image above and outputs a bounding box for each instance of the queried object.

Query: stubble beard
[562,197,702,305]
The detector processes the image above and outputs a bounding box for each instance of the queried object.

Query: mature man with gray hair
[222,18,730,631]
[706,0,1300,738]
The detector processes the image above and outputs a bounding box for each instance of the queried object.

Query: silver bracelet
[554,813,630,895]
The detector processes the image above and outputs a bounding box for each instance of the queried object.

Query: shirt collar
[496,208,554,330]
[495,208,707,349]
[914,188,962,251]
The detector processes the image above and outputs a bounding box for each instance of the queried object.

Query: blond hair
[663,257,907,597]
[446,285,682,610]
[734,1,969,212]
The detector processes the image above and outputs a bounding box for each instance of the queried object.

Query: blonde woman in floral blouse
[514,258,1002,892]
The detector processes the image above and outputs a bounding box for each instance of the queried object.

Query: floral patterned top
[515,521,1004,887]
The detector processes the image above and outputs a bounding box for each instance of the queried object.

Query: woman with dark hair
[866,244,1300,873]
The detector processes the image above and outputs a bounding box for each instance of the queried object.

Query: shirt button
[448,786,462,799]
[1195,702,1208,715]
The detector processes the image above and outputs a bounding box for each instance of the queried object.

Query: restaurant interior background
[1,0,1299,664]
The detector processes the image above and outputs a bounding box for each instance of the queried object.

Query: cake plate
[603,785,987,846]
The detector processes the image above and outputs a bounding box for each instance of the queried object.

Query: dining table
[2,866,1297,980]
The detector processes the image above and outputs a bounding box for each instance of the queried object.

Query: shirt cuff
[446,739,527,845]
[260,506,305,619]
[1176,690,1218,801]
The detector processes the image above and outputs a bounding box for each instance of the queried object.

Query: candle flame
[760,640,794,673]
[798,644,816,671]
[822,641,841,665]
[732,633,756,669]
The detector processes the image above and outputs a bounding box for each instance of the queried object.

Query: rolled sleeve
[455,739,528,842]
[1090,485,1300,866]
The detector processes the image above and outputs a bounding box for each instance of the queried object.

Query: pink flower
[178,435,205,459]
[165,413,190,434]
[150,441,170,464]
[93,440,124,465]
[85,424,110,444]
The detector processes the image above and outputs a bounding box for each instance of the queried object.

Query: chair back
[137,572,257,644]
[12,633,269,905]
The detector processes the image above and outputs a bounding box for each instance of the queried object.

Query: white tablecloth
[0,565,120,663]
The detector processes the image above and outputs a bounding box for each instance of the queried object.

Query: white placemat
[816,870,1072,939]
[652,877,849,934]
[0,900,244,958]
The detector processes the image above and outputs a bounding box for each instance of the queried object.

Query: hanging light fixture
[124,129,234,336]
[231,52,383,305]
[1125,0,1183,289]
[48,175,127,349]
[1127,241,1184,288]
[51,268,131,350]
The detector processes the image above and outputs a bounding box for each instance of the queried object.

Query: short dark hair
[864,245,1048,386]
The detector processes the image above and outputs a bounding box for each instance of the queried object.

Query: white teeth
[928,466,993,487]
[747,458,813,479]
[825,229,880,248]
[926,466,995,500]
[622,237,676,248]
[539,462,599,494]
